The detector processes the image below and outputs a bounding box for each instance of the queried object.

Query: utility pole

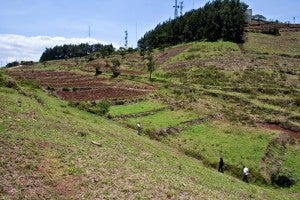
[180,1,184,16]
[173,0,179,18]
[124,30,128,49]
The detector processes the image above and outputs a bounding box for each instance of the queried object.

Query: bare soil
[7,70,154,101]
[260,123,300,140]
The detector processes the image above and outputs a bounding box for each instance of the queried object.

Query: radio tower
[124,30,128,49]
[173,0,179,18]
[180,1,184,16]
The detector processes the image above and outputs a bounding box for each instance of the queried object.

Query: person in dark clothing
[218,157,224,173]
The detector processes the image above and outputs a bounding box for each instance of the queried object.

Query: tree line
[138,0,248,51]
[40,43,115,62]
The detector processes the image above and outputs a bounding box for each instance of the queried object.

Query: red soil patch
[56,87,148,101]
[260,123,300,140]
[7,70,154,101]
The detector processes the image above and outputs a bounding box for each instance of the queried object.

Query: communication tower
[173,0,179,18]
[125,30,128,49]
[180,1,184,16]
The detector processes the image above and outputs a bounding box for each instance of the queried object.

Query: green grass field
[282,144,300,192]
[170,41,239,62]
[244,32,300,56]
[121,109,199,131]
[162,123,276,180]
[109,100,166,116]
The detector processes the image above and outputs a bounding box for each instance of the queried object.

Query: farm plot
[161,123,275,181]
[56,87,148,101]
[7,70,154,101]
[109,100,166,117]
[121,109,199,132]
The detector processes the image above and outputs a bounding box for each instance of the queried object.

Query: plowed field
[7,70,154,101]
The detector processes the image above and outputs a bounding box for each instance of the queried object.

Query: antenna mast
[124,30,128,49]
[180,1,184,16]
[173,0,179,18]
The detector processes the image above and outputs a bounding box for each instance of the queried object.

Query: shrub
[62,87,70,91]
[95,67,102,76]
[261,27,280,36]
[0,75,20,90]
[110,58,121,78]
[271,169,296,187]
[46,86,55,92]
[90,100,111,116]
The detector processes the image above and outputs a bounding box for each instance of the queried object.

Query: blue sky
[0,0,299,66]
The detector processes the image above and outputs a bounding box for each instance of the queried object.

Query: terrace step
[260,133,295,186]
[150,113,222,138]
[111,107,170,120]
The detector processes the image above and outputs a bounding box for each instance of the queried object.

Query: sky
[0,0,299,66]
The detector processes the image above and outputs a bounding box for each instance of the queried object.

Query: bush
[110,58,121,78]
[89,100,111,116]
[0,74,20,90]
[62,87,70,91]
[271,169,296,187]
[95,67,102,76]
[261,27,280,36]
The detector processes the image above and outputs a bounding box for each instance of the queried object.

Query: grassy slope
[244,32,300,56]
[0,75,297,199]
[1,32,299,199]
[162,123,275,176]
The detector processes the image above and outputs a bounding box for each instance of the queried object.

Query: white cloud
[0,34,118,67]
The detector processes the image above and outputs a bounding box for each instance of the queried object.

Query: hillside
[1,31,299,199]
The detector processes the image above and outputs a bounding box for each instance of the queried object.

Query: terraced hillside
[1,31,299,198]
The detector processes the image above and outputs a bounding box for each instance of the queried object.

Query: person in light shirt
[242,166,249,183]
[137,122,142,135]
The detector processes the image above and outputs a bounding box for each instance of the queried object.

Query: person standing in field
[218,157,224,173]
[242,166,249,183]
[137,122,142,135]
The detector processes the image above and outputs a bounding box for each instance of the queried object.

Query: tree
[5,61,19,68]
[138,0,248,49]
[40,43,115,62]
[145,52,155,81]
[110,59,121,78]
